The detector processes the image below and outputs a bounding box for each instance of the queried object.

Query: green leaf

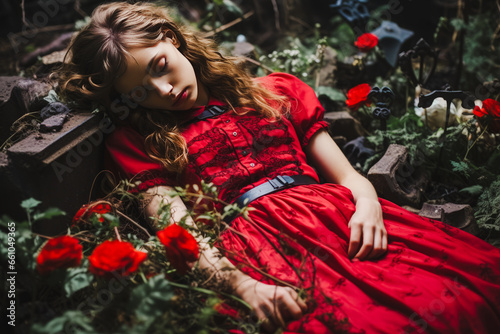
[128,275,174,319]
[459,185,483,196]
[64,266,93,298]
[101,213,120,227]
[450,18,466,31]
[31,310,95,334]
[222,0,243,16]
[316,86,345,101]
[33,207,66,222]
[43,89,61,104]
[21,198,41,211]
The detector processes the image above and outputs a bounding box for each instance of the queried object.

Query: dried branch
[202,10,255,38]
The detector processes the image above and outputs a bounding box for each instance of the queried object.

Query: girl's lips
[172,89,188,107]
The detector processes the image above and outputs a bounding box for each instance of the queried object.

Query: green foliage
[199,0,244,33]
[474,177,500,246]
[316,86,346,102]
[63,264,93,298]
[259,39,322,85]
[43,89,61,104]
[128,275,174,320]
[458,13,500,86]
[0,188,257,334]
[31,310,96,334]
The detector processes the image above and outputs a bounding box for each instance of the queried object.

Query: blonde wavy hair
[58,1,288,173]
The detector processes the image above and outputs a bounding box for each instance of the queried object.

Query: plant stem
[139,271,148,284]
[114,226,122,241]
[167,281,252,310]
[464,123,489,161]
[116,210,151,238]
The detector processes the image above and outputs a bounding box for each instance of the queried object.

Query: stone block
[7,113,101,169]
[39,113,68,133]
[367,144,426,207]
[2,112,109,235]
[324,111,364,141]
[419,203,479,236]
[0,76,52,143]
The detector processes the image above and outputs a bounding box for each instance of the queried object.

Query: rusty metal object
[343,136,374,166]
[419,202,480,236]
[329,0,369,33]
[371,21,414,67]
[368,144,426,207]
[368,86,395,132]
[398,38,437,88]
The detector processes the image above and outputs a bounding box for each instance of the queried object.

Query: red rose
[473,98,500,132]
[72,202,113,226]
[157,224,199,274]
[89,240,147,278]
[214,302,241,319]
[355,33,378,52]
[346,83,372,111]
[36,236,83,274]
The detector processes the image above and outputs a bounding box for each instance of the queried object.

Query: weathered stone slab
[0,76,52,143]
[2,112,109,235]
[419,202,479,236]
[42,50,67,66]
[40,101,70,120]
[10,78,52,113]
[39,113,68,133]
[368,144,426,207]
[7,112,102,169]
[324,111,364,141]
[0,76,24,105]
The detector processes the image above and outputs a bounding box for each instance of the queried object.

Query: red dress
[106,73,500,333]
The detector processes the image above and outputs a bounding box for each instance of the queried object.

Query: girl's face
[114,31,209,111]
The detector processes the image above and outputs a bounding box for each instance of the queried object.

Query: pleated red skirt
[218,183,500,333]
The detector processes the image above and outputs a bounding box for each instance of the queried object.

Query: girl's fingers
[348,223,362,258]
[282,288,306,320]
[382,229,388,252]
[367,228,383,260]
[355,226,374,260]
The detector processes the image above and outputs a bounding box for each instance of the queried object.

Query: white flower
[414,97,458,130]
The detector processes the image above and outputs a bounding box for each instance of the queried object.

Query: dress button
[242,150,248,156]
[233,132,238,136]
[225,120,230,123]
[250,163,255,167]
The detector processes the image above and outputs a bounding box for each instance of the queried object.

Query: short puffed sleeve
[257,72,329,147]
[105,126,176,193]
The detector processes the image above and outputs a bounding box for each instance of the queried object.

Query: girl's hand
[234,278,307,333]
[347,197,387,261]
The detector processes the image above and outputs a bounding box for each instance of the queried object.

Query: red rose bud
[346,83,372,111]
[473,98,500,132]
[355,33,378,52]
[214,302,241,319]
[36,236,83,274]
[89,240,147,278]
[157,224,199,274]
[72,202,113,225]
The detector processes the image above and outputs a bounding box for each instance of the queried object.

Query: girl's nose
[147,78,174,98]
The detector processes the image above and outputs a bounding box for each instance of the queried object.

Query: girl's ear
[163,29,180,48]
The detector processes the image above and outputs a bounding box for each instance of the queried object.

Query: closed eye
[154,57,167,75]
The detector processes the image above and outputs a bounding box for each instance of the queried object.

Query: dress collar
[173,97,227,124]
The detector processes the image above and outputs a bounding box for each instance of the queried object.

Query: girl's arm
[144,185,307,332]
[304,130,387,260]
